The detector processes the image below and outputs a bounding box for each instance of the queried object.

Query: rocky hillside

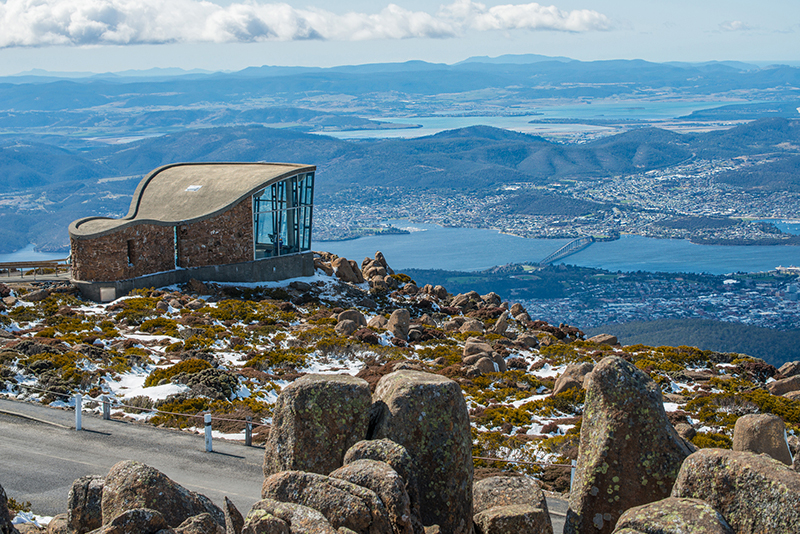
[2,251,800,532]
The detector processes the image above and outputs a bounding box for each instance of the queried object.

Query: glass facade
[253,172,314,260]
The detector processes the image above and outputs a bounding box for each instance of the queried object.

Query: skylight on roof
[185,185,202,192]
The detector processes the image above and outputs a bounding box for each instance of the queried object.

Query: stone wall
[177,199,254,269]
[71,224,174,282]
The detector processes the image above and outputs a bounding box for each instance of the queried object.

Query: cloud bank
[0,0,612,48]
[719,20,752,32]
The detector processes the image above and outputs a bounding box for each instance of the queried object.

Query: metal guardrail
[0,259,70,280]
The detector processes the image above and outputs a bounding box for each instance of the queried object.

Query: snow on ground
[510,393,549,408]
[530,362,567,379]
[12,511,52,527]
[302,351,372,375]
[104,368,189,401]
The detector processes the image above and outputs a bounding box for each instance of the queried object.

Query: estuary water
[322,222,800,275]
[0,244,68,263]
[322,100,737,140]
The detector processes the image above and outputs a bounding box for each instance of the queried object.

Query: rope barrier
[14,383,263,424]
[12,384,573,469]
[472,456,572,468]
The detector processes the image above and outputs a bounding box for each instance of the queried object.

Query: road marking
[20,450,260,499]
[23,449,111,470]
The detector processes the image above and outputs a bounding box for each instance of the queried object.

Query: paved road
[0,398,568,532]
[0,398,265,518]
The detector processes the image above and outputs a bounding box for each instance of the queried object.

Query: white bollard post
[204,413,212,452]
[570,459,577,492]
[102,396,111,420]
[245,416,252,447]
[75,394,82,431]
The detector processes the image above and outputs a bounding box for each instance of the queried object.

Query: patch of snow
[662,402,681,412]
[510,393,548,408]
[12,511,51,527]
[530,363,566,379]
[104,367,189,401]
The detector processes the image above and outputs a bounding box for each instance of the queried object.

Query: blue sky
[0,0,798,75]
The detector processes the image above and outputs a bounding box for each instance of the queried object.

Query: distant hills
[2,117,800,252]
[2,57,799,111]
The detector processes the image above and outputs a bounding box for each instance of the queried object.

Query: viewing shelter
[69,162,315,301]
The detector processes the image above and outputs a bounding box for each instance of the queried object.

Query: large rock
[564,357,693,534]
[68,475,105,534]
[766,375,800,395]
[387,310,410,341]
[339,310,367,328]
[370,371,472,534]
[473,505,551,534]
[46,514,69,534]
[243,499,336,534]
[330,459,418,534]
[261,471,391,534]
[552,362,594,396]
[472,476,552,534]
[343,439,422,533]
[332,258,363,284]
[101,461,224,528]
[223,498,244,534]
[587,334,618,346]
[92,508,169,534]
[458,319,484,334]
[671,448,800,533]
[732,413,792,465]
[612,498,733,534]
[174,513,223,534]
[463,342,493,358]
[489,311,509,335]
[472,476,549,518]
[263,374,371,476]
[1,484,19,534]
[336,320,359,336]
[778,360,800,378]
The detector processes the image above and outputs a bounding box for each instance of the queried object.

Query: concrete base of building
[72,252,314,302]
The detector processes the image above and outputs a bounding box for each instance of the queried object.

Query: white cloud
[0,0,611,48]
[445,1,612,33]
[719,20,752,32]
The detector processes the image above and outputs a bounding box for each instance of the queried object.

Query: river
[321,222,800,275]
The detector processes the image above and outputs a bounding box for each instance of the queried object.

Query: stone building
[69,162,316,301]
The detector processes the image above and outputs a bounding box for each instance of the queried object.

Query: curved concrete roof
[70,162,315,239]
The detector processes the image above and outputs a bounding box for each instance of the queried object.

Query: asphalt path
[0,397,265,518]
[0,397,568,532]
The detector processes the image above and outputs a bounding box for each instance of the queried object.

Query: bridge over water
[539,236,594,265]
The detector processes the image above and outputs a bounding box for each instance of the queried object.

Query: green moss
[686,390,800,427]
[391,273,414,285]
[150,397,211,427]
[144,358,212,388]
[416,345,462,366]
[245,349,310,371]
[464,371,544,406]
[139,317,179,337]
[296,325,336,342]
[691,431,732,449]
[116,297,162,325]
[182,335,213,351]
[538,344,592,364]
[8,306,40,323]
[23,351,90,386]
